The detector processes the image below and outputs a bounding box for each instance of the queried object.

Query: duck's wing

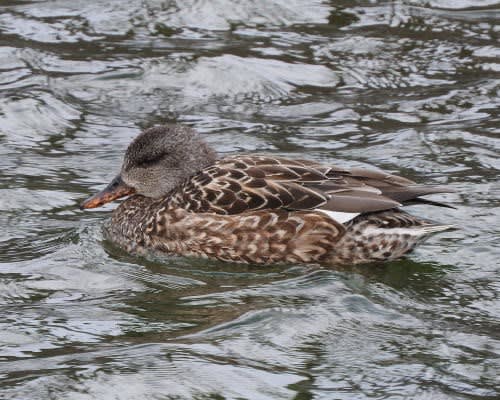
[168,155,452,216]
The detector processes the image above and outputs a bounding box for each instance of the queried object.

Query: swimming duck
[81,125,454,265]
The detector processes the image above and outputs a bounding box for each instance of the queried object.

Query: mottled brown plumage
[166,155,451,215]
[81,125,455,265]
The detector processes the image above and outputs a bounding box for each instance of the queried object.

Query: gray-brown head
[81,125,217,209]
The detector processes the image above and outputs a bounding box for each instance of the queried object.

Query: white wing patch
[320,210,360,224]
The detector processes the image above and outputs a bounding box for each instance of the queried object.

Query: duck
[80,124,455,265]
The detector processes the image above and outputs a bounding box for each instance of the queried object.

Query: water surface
[0,0,499,399]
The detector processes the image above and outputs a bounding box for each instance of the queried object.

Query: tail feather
[363,224,455,239]
[404,197,456,209]
[381,185,455,203]
[416,224,456,235]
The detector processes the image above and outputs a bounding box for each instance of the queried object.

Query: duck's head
[80,124,216,209]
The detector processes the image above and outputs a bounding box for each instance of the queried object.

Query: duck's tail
[327,211,456,265]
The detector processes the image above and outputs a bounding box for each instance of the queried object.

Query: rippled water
[1,0,499,398]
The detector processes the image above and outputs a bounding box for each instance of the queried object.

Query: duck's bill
[80,175,135,209]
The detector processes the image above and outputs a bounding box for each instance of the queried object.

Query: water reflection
[0,0,499,398]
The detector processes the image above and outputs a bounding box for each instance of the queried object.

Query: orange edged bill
[80,175,135,209]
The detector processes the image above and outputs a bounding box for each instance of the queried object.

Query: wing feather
[167,155,453,216]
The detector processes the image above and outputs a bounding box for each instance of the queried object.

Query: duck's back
[167,154,451,216]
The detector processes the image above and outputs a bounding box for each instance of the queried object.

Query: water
[0,0,499,398]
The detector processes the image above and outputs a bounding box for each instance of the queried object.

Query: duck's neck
[104,195,162,254]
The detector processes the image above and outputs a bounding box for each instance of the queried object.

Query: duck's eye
[135,153,168,169]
